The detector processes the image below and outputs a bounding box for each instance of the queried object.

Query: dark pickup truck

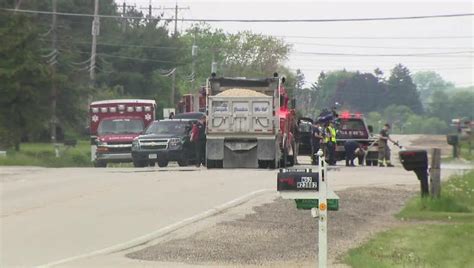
[335,112,379,166]
[131,119,196,167]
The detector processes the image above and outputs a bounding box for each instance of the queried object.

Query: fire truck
[89,99,156,167]
[205,73,297,168]
[177,93,206,114]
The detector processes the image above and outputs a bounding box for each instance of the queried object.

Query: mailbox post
[399,150,429,197]
[277,149,339,268]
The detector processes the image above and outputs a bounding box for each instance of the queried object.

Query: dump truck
[205,74,296,168]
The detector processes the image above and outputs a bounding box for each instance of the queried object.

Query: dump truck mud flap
[223,140,258,168]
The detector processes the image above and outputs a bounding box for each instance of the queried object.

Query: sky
[125,0,473,88]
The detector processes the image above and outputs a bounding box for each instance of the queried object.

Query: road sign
[277,149,339,268]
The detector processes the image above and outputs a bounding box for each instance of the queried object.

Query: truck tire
[258,160,268,169]
[280,149,289,168]
[94,160,107,168]
[207,159,223,169]
[157,159,169,167]
[133,160,146,168]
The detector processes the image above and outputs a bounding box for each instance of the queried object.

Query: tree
[0,9,50,149]
[412,71,454,107]
[386,64,423,113]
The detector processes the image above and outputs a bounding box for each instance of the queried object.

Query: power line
[278,35,474,40]
[2,8,473,23]
[290,41,474,50]
[293,50,474,57]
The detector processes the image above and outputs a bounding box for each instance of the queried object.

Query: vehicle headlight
[132,139,140,150]
[97,140,107,147]
[168,138,182,149]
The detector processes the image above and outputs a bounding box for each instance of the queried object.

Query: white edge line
[39,188,274,267]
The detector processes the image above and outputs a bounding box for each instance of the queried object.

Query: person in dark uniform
[378,123,394,167]
[194,118,206,167]
[311,122,323,165]
[344,140,359,167]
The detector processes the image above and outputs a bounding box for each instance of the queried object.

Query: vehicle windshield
[145,121,189,135]
[298,122,312,133]
[98,118,144,135]
[337,119,368,139]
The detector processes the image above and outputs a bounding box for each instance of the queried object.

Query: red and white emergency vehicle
[89,99,156,167]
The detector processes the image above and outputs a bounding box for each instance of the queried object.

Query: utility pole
[139,0,161,21]
[90,0,99,87]
[121,1,135,32]
[50,0,58,144]
[164,4,188,106]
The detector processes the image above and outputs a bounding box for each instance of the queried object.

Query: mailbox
[277,169,339,211]
[398,150,429,197]
[399,150,428,171]
[277,170,319,192]
[446,134,459,146]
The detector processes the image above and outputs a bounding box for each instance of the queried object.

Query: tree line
[0,0,293,150]
[1,0,472,150]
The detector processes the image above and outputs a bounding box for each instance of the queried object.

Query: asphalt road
[0,135,469,267]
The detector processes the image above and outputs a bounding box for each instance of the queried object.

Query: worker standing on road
[378,123,395,167]
[311,122,323,165]
[325,121,337,165]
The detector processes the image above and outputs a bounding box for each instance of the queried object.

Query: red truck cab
[89,99,156,167]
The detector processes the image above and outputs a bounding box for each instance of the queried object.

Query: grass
[397,170,474,222]
[345,171,474,268]
[0,141,92,167]
[459,140,473,161]
[345,223,474,268]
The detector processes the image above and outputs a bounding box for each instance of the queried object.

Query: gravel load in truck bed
[215,88,267,97]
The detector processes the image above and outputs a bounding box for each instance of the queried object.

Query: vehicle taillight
[340,111,350,119]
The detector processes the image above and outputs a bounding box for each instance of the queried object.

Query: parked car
[131,119,196,167]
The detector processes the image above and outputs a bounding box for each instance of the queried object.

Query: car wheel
[94,160,107,168]
[157,159,169,167]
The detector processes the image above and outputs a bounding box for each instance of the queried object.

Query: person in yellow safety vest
[324,121,337,165]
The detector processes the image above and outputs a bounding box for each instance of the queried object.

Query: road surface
[0,135,470,267]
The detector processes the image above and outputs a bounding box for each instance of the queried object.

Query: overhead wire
[2,8,473,23]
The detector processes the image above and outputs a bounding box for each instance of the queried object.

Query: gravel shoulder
[127,186,415,267]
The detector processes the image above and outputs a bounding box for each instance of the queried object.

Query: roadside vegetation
[0,141,92,167]
[345,171,474,268]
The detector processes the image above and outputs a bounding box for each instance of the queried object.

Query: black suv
[131,119,195,167]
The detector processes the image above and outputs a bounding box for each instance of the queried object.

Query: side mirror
[368,125,374,134]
